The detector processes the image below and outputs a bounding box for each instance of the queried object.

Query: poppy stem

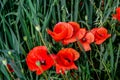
[61,73,69,80]
[42,72,48,80]
[5,65,16,80]
[38,30,51,54]
[38,66,48,80]
[38,31,47,47]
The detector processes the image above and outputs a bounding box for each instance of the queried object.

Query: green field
[0,0,120,80]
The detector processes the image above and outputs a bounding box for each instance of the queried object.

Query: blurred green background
[0,0,120,80]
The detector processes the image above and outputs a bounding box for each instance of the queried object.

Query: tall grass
[0,0,120,80]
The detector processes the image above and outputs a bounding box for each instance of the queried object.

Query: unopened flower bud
[35,25,40,31]
[23,36,27,41]
[8,51,12,55]
[2,59,7,65]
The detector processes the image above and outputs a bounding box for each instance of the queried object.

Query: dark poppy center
[36,60,46,66]
[40,60,46,65]
[96,31,104,37]
[97,33,103,37]
[82,38,86,42]
[64,58,71,63]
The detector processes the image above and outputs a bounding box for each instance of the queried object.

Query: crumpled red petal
[62,28,86,45]
[85,32,94,43]
[81,42,91,51]
[55,62,78,74]
[47,22,74,41]
[68,22,80,33]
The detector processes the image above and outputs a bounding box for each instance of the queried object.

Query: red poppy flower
[112,7,120,21]
[7,64,14,72]
[47,22,84,45]
[79,32,94,51]
[47,22,73,41]
[26,46,54,75]
[55,48,80,74]
[91,27,111,45]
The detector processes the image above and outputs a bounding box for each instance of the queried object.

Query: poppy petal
[82,43,91,51]
[116,7,120,13]
[65,23,73,39]
[66,63,78,70]
[26,56,38,71]
[55,64,66,74]
[41,55,54,70]
[95,34,111,45]
[95,39,106,45]
[62,28,86,45]
[47,29,60,41]
[112,7,120,21]
[47,22,68,41]
[36,67,43,75]
[54,22,74,39]
[97,27,107,34]
[91,28,98,34]
[55,63,78,74]
[66,48,80,61]
[47,29,67,41]
[85,32,94,43]
[76,28,86,40]
[68,22,80,33]
[53,22,67,33]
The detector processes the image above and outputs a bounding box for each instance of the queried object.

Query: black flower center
[40,60,46,65]
[82,38,86,42]
[98,33,103,37]
[64,58,71,63]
